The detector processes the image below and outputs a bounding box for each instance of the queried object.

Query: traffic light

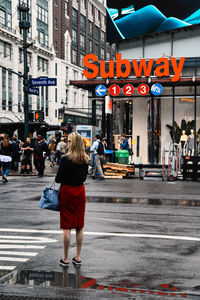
[35,111,44,122]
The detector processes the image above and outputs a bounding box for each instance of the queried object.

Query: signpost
[30,77,57,87]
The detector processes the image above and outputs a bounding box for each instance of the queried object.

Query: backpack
[96,141,104,155]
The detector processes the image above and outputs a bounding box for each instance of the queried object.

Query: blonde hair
[3,137,10,147]
[65,132,89,164]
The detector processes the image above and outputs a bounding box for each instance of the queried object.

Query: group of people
[0,134,51,182]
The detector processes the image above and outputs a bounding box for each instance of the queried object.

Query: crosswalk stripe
[0,266,16,270]
[0,251,37,256]
[0,245,45,249]
[0,239,55,244]
[0,257,28,262]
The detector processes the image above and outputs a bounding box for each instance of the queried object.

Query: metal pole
[102,100,105,137]
[150,96,154,164]
[18,0,30,140]
[172,86,175,148]
[194,84,197,155]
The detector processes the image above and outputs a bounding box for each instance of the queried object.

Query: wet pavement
[1,171,200,299]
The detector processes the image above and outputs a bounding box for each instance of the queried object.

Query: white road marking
[0,245,45,249]
[0,251,37,256]
[0,228,199,242]
[0,235,57,242]
[0,239,56,244]
[0,257,28,262]
[0,266,15,270]
[0,231,57,271]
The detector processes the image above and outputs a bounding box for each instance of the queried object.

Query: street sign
[123,84,134,96]
[28,87,39,96]
[30,77,57,87]
[109,84,120,97]
[138,84,149,96]
[95,84,107,96]
[151,83,163,96]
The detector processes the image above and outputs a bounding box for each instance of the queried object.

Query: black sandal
[59,259,69,267]
[72,257,81,266]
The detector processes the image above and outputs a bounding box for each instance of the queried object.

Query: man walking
[90,135,105,180]
[34,135,50,177]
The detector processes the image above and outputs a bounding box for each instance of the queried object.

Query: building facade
[0,0,112,138]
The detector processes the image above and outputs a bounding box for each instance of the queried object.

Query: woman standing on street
[55,132,88,267]
[0,137,13,183]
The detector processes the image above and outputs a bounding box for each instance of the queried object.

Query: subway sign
[83,53,185,82]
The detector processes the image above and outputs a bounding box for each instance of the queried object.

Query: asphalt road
[0,175,200,299]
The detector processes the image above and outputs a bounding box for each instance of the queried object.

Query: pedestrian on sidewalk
[0,137,13,183]
[34,135,50,177]
[55,132,88,267]
[21,137,34,174]
[49,138,56,167]
[90,135,105,180]
[56,137,67,165]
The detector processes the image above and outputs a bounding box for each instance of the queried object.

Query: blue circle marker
[151,83,163,96]
[95,84,107,96]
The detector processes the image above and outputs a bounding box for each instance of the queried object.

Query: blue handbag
[38,180,60,211]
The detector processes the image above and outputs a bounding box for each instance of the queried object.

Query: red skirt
[60,184,86,230]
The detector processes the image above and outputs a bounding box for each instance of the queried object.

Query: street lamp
[18,0,31,140]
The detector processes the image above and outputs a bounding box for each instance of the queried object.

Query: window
[0,40,11,59]
[55,18,58,30]
[18,75,22,112]
[37,96,40,110]
[55,0,58,6]
[72,29,77,45]
[72,8,78,26]
[80,15,86,32]
[19,49,32,67]
[37,56,48,72]
[66,66,69,78]
[37,30,48,46]
[89,40,92,52]
[80,54,85,68]
[72,49,77,65]
[80,34,85,49]
[65,1,68,16]
[74,92,77,106]
[88,21,92,36]
[54,41,58,52]
[0,10,6,25]
[95,26,99,41]
[37,5,48,24]
[55,63,57,76]
[55,109,57,118]
[55,88,57,103]
[2,68,6,110]
[101,31,105,44]
[65,89,68,105]
[101,48,104,59]
[8,71,12,111]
